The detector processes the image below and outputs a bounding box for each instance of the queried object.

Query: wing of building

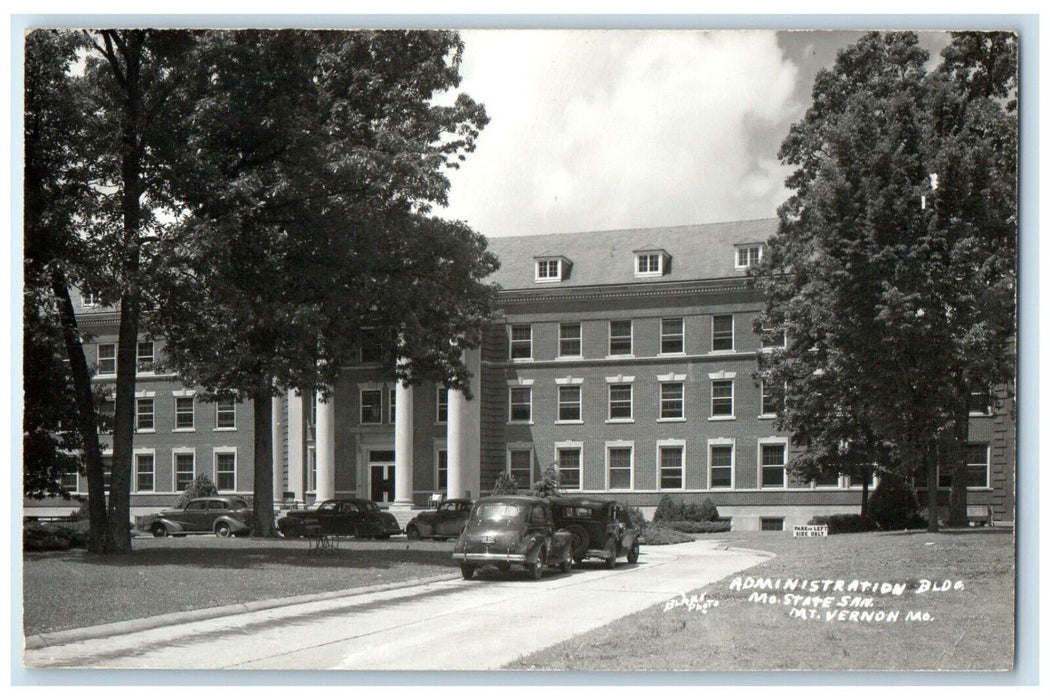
[34,219,1015,530]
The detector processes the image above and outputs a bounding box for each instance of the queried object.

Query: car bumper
[452,552,526,564]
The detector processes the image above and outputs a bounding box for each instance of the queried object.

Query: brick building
[31,218,1015,529]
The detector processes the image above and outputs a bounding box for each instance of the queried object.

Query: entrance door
[369,450,396,503]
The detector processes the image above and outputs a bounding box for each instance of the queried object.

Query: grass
[22,535,459,636]
[509,527,1015,672]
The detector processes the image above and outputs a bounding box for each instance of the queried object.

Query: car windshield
[475,503,523,523]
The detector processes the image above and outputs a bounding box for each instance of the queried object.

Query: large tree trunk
[252,387,276,537]
[924,442,939,533]
[50,269,111,553]
[947,379,971,527]
[860,466,871,519]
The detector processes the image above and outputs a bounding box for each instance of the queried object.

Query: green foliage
[490,472,518,496]
[654,495,720,523]
[661,520,732,534]
[23,520,89,551]
[174,474,219,508]
[526,465,561,499]
[867,474,923,531]
[808,514,877,534]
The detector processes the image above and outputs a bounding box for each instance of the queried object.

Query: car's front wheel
[460,564,475,580]
[627,541,640,564]
[215,522,233,538]
[151,522,168,538]
[406,526,421,540]
[559,556,572,574]
[604,537,617,569]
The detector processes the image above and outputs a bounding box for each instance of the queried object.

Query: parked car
[150,496,254,538]
[277,499,401,539]
[405,498,473,540]
[551,496,640,568]
[452,495,574,580]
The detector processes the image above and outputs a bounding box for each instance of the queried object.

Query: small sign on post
[793,524,828,538]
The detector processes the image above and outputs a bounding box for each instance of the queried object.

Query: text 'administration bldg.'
[53,218,1015,530]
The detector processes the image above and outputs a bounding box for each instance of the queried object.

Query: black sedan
[405,498,473,540]
[277,499,401,539]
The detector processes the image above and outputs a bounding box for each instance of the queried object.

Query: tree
[756,32,1016,532]
[149,31,496,536]
[24,29,116,551]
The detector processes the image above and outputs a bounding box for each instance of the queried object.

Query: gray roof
[484,218,777,290]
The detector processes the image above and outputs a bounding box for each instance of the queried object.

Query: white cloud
[441,30,800,237]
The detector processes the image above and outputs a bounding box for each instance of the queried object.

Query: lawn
[21,536,459,636]
[509,528,1015,672]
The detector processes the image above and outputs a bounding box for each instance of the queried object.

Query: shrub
[491,472,518,496]
[653,494,681,522]
[867,474,922,531]
[174,473,219,508]
[663,519,731,534]
[639,524,695,545]
[808,514,877,534]
[23,520,89,551]
[526,465,561,499]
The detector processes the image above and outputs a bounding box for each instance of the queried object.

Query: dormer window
[633,247,670,278]
[534,255,571,283]
[735,244,763,269]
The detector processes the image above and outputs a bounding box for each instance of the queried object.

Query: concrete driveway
[24,539,769,671]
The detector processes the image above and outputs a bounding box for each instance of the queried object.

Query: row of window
[126,395,237,432]
[508,316,784,361]
[347,387,450,425]
[507,376,784,424]
[504,442,992,492]
[62,449,239,494]
[96,341,159,376]
[531,244,763,283]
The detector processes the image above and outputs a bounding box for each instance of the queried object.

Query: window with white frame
[759,441,787,488]
[659,444,684,489]
[711,379,734,417]
[137,341,154,373]
[174,451,195,492]
[557,446,582,489]
[135,452,155,492]
[660,382,684,420]
[609,320,632,356]
[509,387,532,423]
[508,448,533,487]
[436,387,449,423]
[535,258,562,281]
[389,388,396,423]
[559,323,582,357]
[760,382,784,417]
[735,245,763,269]
[968,387,992,415]
[98,394,115,433]
[175,396,195,430]
[216,399,236,429]
[966,444,990,488]
[215,451,236,491]
[360,389,383,424]
[760,323,786,349]
[81,290,98,307]
[558,385,582,422]
[60,470,79,491]
[509,325,532,360]
[436,449,448,491]
[607,445,633,490]
[814,470,841,487]
[661,317,684,354]
[136,397,155,431]
[635,251,666,276]
[608,383,632,421]
[307,447,317,492]
[97,343,116,376]
[709,442,734,489]
[712,315,734,351]
[102,454,113,493]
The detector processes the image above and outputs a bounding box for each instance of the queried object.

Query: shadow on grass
[23,546,459,570]
[876,526,1013,537]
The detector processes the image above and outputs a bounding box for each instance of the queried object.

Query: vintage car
[551,496,640,568]
[452,495,574,580]
[405,498,473,540]
[150,496,254,538]
[277,498,401,539]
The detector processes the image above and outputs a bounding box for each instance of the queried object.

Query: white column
[287,391,304,502]
[393,380,415,506]
[271,396,283,505]
[315,392,335,501]
[448,348,481,500]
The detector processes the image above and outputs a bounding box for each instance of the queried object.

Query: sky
[439,30,952,238]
